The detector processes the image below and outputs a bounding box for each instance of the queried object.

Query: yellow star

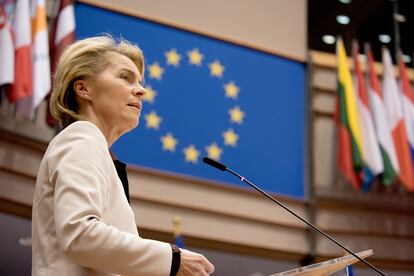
[222,129,239,147]
[148,62,164,80]
[209,60,225,78]
[145,111,162,129]
[187,48,203,66]
[165,49,181,67]
[160,133,178,152]
[205,143,223,161]
[229,106,245,124]
[224,81,240,99]
[183,145,200,163]
[143,85,157,103]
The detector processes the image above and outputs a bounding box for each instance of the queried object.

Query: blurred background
[0,0,413,275]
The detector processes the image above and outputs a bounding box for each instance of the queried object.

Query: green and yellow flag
[336,38,363,189]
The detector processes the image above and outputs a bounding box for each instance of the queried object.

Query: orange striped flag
[31,0,51,109]
[382,47,414,191]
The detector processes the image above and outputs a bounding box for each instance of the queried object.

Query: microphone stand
[203,157,386,276]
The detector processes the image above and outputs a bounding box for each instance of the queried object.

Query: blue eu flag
[76,3,306,198]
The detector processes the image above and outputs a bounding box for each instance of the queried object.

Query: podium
[271,249,373,276]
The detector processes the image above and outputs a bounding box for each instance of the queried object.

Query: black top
[113,160,130,203]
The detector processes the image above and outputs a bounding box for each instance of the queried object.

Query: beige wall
[0,135,308,259]
[82,0,307,61]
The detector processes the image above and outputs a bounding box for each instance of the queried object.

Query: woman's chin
[129,118,140,130]
[118,119,139,136]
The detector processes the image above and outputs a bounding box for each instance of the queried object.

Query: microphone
[202,157,385,276]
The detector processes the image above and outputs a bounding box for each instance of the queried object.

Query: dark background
[309,0,414,65]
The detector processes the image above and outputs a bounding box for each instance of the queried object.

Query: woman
[31,36,215,276]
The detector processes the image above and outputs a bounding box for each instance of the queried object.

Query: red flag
[47,0,76,127]
[399,52,414,176]
[50,0,75,73]
[6,0,32,102]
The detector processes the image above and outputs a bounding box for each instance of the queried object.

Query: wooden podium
[270,249,373,276]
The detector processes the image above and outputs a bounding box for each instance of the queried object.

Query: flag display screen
[75,3,307,198]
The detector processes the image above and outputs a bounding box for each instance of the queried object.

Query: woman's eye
[120,74,129,80]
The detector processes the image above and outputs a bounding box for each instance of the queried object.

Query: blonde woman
[31,36,214,276]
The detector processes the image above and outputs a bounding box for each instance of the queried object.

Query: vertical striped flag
[398,52,414,174]
[352,42,383,191]
[31,0,51,110]
[17,0,51,117]
[336,38,363,189]
[0,4,14,86]
[47,0,75,126]
[50,0,75,73]
[366,45,398,186]
[382,48,414,191]
[6,0,32,103]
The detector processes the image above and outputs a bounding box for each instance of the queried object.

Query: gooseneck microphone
[202,157,385,276]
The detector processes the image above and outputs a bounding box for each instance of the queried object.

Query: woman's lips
[127,102,142,111]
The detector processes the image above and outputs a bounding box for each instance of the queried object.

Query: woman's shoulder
[42,121,112,179]
[53,121,107,146]
[46,121,108,157]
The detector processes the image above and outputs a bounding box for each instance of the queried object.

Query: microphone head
[202,157,227,171]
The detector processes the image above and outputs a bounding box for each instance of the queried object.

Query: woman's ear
[73,79,90,100]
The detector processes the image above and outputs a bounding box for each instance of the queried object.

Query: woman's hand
[177,248,215,276]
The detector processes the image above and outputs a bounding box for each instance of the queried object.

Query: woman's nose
[133,84,147,98]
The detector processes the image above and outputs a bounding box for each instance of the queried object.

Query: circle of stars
[143,48,245,164]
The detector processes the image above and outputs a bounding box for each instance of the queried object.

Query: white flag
[31,0,51,109]
[0,5,14,85]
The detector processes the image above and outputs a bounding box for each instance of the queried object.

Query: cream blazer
[32,121,172,276]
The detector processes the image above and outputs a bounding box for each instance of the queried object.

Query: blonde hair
[50,35,144,128]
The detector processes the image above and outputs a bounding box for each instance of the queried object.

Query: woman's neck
[81,110,120,147]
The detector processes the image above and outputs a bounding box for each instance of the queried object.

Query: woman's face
[81,51,145,139]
